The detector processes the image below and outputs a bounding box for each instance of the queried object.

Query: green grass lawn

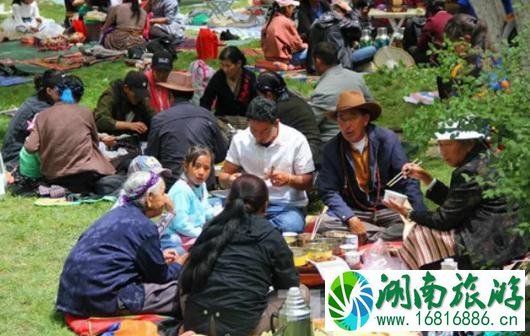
[0,1,455,334]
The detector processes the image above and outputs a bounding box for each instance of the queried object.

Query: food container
[340,244,357,255]
[306,242,333,262]
[316,237,343,255]
[290,247,308,267]
[283,232,298,247]
[297,232,312,247]
[383,189,408,206]
[345,234,359,250]
[345,251,363,269]
[323,230,349,239]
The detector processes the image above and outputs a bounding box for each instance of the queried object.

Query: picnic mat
[0,40,80,61]
[23,51,123,71]
[64,313,177,336]
[0,75,32,86]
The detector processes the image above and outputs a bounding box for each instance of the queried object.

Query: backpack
[188,59,215,106]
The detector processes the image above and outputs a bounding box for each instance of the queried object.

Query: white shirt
[349,136,367,153]
[225,123,315,207]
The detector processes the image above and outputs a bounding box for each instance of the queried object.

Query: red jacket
[417,10,453,52]
[145,70,170,113]
[261,13,305,63]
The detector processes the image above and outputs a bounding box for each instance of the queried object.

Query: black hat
[152,51,173,72]
[124,71,149,100]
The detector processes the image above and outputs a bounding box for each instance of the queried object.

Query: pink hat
[275,0,300,7]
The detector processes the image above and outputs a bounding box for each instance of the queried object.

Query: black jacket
[307,10,363,71]
[200,68,257,117]
[1,96,50,166]
[297,0,330,41]
[183,215,299,336]
[411,145,527,269]
[277,91,321,165]
[145,101,227,188]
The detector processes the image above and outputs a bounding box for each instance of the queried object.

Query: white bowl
[383,189,408,206]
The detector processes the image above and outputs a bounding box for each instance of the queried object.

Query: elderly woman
[56,171,186,317]
[385,124,526,270]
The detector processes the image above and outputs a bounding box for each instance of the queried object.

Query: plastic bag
[361,239,408,270]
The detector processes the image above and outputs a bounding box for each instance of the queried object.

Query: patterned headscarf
[118,171,162,207]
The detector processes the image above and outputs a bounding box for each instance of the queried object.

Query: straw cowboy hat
[325,91,382,121]
[157,71,194,92]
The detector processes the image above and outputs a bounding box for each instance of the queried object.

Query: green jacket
[93,79,155,135]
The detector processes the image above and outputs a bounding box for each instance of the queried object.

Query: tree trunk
[469,0,506,48]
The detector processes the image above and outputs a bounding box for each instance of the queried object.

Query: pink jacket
[261,13,305,62]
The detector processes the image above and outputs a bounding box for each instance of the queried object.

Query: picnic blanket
[64,313,178,336]
[0,40,80,61]
[23,51,123,71]
[0,75,32,86]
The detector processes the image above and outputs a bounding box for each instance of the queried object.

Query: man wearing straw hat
[316,91,426,242]
[145,72,227,189]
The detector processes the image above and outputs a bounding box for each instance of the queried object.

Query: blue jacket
[316,124,426,222]
[56,205,180,316]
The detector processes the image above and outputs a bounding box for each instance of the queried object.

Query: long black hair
[219,46,247,66]
[34,70,63,105]
[180,174,269,295]
[123,0,141,21]
[263,2,286,36]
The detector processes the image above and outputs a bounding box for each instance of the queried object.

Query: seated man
[316,91,426,242]
[219,96,315,233]
[310,42,374,143]
[256,71,321,166]
[145,72,227,189]
[93,71,155,139]
[145,50,173,113]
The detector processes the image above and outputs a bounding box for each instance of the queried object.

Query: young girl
[1,0,64,40]
[160,146,217,254]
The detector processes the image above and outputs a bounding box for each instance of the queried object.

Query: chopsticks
[386,159,423,188]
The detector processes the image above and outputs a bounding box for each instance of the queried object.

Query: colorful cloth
[64,313,174,336]
[145,69,170,113]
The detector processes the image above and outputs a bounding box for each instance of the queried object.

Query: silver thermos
[270,287,313,336]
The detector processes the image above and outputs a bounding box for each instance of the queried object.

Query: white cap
[435,121,486,141]
[275,0,300,7]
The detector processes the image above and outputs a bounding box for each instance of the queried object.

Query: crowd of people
[0,0,526,335]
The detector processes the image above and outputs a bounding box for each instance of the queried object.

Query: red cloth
[64,313,167,336]
[145,70,170,113]
[417,10,453,51]
[196,28,219,61]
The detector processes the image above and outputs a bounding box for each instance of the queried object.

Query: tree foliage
[403,3,530,237]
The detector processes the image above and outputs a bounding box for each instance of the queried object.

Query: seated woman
[23,75,116,193]
[1,0,64,40]
[200,46,257,123]
[160,146,217,255]
[297,0,330,42]
[1,70,62,171]
[56,171,186,316]
[179,174,300,335]
[146,0,185,46]
[438,14,504,99]
[385,123,526,270]
[101,0,147,50]
[261,0,308,66]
